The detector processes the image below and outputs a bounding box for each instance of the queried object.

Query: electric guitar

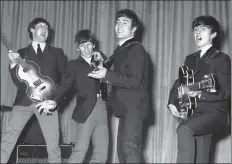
[1,33,56,102]
[177,65,216,117]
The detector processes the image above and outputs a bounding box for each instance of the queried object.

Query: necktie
[37,44,43,58]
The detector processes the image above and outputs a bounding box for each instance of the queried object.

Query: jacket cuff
[103,70,113,85]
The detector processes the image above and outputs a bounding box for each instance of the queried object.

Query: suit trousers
[68,98,109,163]
[0,104,61,163]
[117,108,143,163]
[176,107,226,163]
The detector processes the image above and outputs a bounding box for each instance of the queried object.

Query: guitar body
[1,33,57,103]
[16,60,56,102]
[179,94,197,117]
[178,65,196,116]
[178,65,216,117]
[179,65,194,85]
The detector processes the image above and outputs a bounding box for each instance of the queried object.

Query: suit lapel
[193,51,201,77]
[194,46,218,77]
[113,38,137,55]
[41,44,50,56]
[103,38,139,68]
[28,44,36,54]
[24,44,36,60]
[24,44,51,61]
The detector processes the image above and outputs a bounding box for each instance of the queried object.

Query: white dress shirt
[199,44,212,58]
[31,41,46,54]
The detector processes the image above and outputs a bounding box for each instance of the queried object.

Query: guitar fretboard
[187,78,213,91]
[1,33,17,52]
[188,82,202,91]
[1,33,31,71]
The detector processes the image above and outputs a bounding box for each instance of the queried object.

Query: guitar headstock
[1,33,17,52]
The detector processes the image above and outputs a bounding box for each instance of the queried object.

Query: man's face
[193,25,216,49]
[78,41,94,58]
[115,16,136,41]
[30,22,49,43]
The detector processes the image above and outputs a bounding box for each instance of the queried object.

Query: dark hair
[116,9,142,40]
[192,15,219,34]
[192,15,221,49]
[116,9,140,29]
[28,17,51,40]
[74,29,95,46]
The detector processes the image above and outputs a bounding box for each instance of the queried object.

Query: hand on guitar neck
[178,74,217,99]
[8,50,20,68]
[176,71,217,117]
[178,85,202,98]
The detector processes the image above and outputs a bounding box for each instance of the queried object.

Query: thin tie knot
[37,44,43,59]
[37,44,41,49]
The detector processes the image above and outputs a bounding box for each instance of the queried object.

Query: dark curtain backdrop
[1,0,231,163]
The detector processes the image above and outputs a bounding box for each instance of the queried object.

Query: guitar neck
[1,33,17,52]
[1,33,30,70]
[187,82,202,91]
[187,79,213,91]
[16,58,31,70]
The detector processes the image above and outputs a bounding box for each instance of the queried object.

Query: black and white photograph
[1,0,231,163]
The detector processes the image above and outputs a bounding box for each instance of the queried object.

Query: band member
[37,29,109,163]
[168,15,231,163]
[1,18,67,163]
[88,9,150,163]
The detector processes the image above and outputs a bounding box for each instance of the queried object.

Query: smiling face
[115,16,136,43]
[78,41,94,58]
[30,22,49,43]
[193,25,217,49]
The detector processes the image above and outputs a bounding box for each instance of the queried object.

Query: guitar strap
[203,47,219,64]
[103,40,140,69]
[194,47,219,76]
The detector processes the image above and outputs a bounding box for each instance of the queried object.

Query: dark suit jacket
[51,55,107,123]
[103,38,149,119]
[168,46,231,114]
[9,44,67,106]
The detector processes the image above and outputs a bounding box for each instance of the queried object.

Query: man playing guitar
[1,17,67,163]
[168,15,231,163]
